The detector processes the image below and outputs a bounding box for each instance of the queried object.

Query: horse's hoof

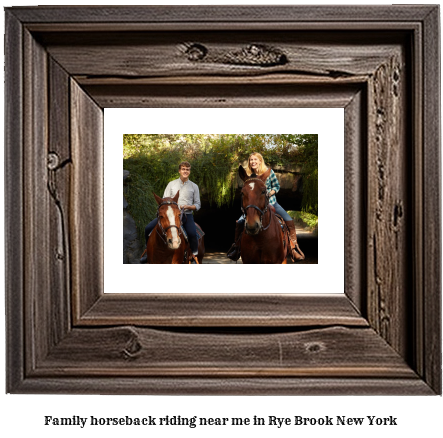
[140,255,148,264]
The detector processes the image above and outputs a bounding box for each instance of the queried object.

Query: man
[140,161,201,264]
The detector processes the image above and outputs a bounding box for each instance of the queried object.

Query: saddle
[180,222,205,243]
[181,221,205,264]
[274,213,288,245]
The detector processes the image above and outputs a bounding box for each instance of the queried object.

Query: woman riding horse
[227,152,304,262]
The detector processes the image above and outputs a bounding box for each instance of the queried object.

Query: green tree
[123,134,318,240]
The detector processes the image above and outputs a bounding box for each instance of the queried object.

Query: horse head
[153,190,182,249]
[239,165,271,235]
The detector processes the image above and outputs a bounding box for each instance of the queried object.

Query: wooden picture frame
[5,5,441,394]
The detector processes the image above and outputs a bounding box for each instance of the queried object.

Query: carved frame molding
[5,6,441,394]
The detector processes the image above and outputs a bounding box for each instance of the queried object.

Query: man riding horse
[140,161,201,264]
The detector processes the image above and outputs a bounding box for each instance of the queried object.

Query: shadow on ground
[202,232,318,264]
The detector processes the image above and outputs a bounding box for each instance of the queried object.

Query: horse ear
[172,190,180,203]
[153,192,163,205]
[260,167,271,181]
[238,165,248,182]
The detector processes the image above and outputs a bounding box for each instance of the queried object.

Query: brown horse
[238,165,288,264]
[143,191,205,264]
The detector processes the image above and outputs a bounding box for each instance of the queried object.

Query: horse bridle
[241,177,271,234]
[156,201,183,245]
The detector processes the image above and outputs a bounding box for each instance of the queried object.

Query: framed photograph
[5,5,440,394]
[113,110,341,293]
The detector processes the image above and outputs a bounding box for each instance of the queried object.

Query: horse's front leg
[171,252,182,264]
[171,246,186,264]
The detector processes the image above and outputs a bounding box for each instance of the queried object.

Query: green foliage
[124,173,158,243]
[287,210,318,229]
[123,134,318,240]
[281,134,318,215]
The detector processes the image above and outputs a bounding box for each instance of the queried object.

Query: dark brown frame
[5,6,441,394]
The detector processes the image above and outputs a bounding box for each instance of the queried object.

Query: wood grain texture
[79,294,367,327]
[4,10,24,393]
[83,83,361,108]
[8,5,437,23]
[4,5,441,395]
[42,33,400,80]
[70,80,104,321]
[422,6,442,394]
[48,58,72,346]
[23,29,50,372]
[411,16,425,382]
[366,50,409,357]
[12,377,434,396]
[344,90,366,314]
[37,326,415,378]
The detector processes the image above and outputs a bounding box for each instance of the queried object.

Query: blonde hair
[245,152,268,176]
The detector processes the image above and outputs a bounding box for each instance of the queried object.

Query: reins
[152,200,199,264]
[155,200,183,245]
[241,177,272,234]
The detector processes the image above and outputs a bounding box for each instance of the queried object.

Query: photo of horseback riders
[123,134,318,264]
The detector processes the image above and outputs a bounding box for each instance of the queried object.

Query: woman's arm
[268,169,280,196]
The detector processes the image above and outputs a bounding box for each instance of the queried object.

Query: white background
[1,1,442,438]
[109,108,344,293]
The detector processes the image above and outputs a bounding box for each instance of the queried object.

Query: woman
[227,152,304,262]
